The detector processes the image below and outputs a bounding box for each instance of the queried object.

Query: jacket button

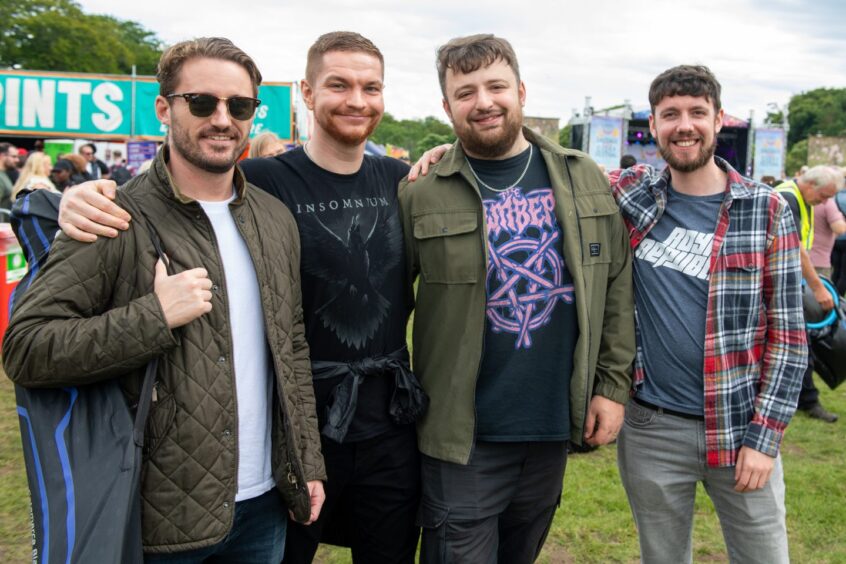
[212,284,219,292]
[218,356,226,363]
[239,217,245,224]
[441,227,448,233]
[223,502,230,509]
[195,213,202,220]
[223,429,231,438]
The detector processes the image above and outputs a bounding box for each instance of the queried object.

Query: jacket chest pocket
[575,193,619,265]
[413,210,482,284]
[717,253,764,292]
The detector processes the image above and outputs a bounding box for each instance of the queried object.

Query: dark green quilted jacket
[4,148,325,553]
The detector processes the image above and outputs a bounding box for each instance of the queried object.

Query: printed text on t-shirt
[636,227,714,280]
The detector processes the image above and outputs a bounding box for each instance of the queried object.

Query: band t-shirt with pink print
[468,144,577,442]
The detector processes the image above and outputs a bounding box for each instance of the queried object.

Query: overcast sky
[78,0,846,126]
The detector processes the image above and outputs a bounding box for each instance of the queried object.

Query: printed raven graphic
[298,208,401,349]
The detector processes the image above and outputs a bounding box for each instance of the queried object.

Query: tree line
[772,88,846,175]
[1,0,162,75]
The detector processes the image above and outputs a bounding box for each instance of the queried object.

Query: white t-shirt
[198,193,274,502]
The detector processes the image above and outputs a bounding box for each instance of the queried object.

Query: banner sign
[0,70,293,141]
[43,139,74,163]
[624,143,666,170]
[126,140,158,173]
[753,128,785,180]
[588,116,623,170]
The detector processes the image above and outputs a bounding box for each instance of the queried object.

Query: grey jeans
[617,400,789,564]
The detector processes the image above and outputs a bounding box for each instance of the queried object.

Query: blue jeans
[617,400,789,564]
[144,488,287,564]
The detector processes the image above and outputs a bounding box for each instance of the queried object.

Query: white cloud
[77,0,846,124]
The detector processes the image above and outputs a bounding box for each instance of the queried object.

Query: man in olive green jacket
[399,34,634,563]
[4,38,325,560]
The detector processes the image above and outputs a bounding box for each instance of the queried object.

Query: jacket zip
[561,154,592,443]
[465,166,488,462]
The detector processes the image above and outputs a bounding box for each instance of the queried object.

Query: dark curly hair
[648,65,721,113]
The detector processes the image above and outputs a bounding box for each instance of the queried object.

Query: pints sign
[0,70,294,141]
[0,71,141,138]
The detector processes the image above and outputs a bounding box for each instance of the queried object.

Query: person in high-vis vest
[776,165,844,423]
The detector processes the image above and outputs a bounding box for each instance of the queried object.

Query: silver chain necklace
[465,144,533,192]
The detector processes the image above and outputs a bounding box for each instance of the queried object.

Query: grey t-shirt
[633,185,724,415]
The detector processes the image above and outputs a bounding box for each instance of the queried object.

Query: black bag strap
[133,208,169,448]
[134,359,158,447]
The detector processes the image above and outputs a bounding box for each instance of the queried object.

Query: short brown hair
[648,65,721,113]
[436,34,520,97]
[305,32,384,84]
[157,37,262,97]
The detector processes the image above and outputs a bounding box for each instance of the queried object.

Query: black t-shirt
[240,148,411,442]
[467,144,578,441]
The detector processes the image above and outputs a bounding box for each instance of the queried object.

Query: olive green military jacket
[399,127,635,464]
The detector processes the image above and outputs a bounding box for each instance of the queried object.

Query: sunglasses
[166,93,261,121]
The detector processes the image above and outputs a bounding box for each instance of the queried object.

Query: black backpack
[111,166,133,187]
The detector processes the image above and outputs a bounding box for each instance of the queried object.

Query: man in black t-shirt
[241,148,413,443]
[236,33,425,564]
[53,32,425,564]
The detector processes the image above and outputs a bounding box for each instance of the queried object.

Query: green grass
[2,374,844,563]
[0,374,32,563]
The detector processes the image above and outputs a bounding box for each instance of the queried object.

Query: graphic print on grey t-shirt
[634,226,714,280]
[296,200,402,350]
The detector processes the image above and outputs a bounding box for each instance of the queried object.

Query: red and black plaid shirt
[609,158,806,467]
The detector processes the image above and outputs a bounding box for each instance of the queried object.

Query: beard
[453,107,523,159]
[318,109,381,147]
[169,121,246,174]
[657,134,717,173]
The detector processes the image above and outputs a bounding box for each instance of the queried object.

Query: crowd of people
[1,30,843,564]
[0,141,139,212]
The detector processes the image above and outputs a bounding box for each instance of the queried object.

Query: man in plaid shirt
[609,65,806,564]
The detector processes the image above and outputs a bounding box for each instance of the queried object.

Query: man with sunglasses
[5,37,326,562]
[79,142,110,180]
[52,31,425,564]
